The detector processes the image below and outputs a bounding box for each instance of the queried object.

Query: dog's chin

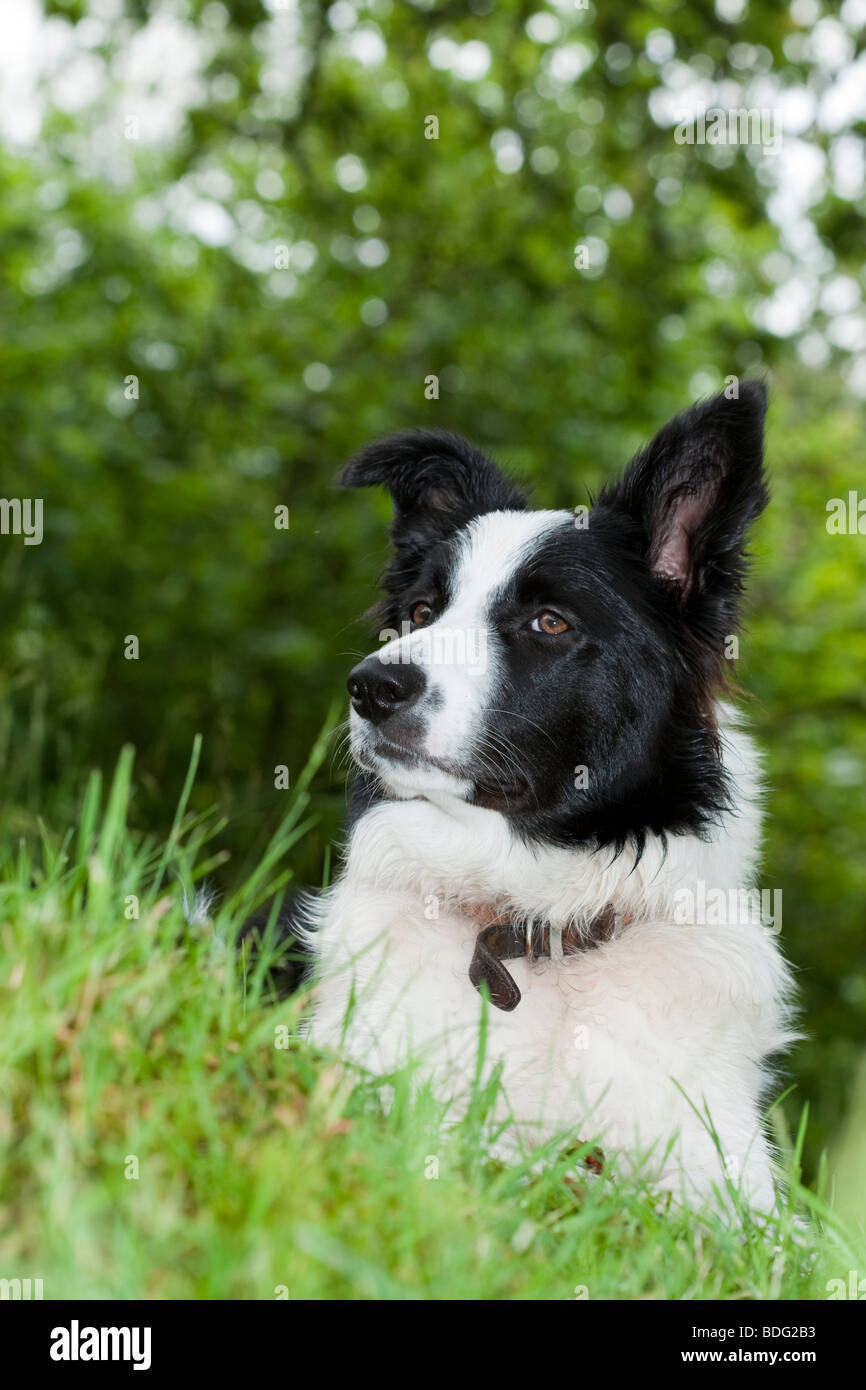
[352,732,472,801]
[352,730,531,813]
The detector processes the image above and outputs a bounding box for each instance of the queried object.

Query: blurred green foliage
[0,0,864,1166]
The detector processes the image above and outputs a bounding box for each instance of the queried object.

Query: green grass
[1,739,864,1301]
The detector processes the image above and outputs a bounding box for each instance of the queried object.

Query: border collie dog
[305,382,795,1214]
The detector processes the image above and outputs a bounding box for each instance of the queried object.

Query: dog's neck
[463,902,621,1011]
[346,715,764,930]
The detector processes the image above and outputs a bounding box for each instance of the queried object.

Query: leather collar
[465,903,618,1012]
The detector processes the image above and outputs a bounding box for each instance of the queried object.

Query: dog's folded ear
[600,381,769,619]
[340,430,526,552]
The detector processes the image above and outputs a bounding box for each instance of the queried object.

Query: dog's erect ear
[340,430,527,553]
[599,381,768,614]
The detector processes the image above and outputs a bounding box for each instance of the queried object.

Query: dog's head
[342,383,768,849]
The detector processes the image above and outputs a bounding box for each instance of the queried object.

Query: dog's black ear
[340,430,527,553]
[600,381,768,619]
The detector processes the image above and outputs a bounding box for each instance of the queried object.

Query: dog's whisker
[485,708,562,754]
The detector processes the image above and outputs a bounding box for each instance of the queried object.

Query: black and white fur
[304,382,795,1213]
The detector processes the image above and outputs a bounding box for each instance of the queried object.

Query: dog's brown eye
[411,602,434,627]
[530,611,569,635]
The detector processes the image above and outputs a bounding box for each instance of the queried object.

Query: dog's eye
[530,611,570,636]
[410,602,434,627]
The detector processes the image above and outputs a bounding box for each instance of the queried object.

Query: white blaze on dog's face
[348,508,572,804]
[343,390,770,845]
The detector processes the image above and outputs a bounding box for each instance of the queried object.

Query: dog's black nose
[347,657,425,725]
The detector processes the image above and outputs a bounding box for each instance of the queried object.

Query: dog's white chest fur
[308,721,795,1213]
